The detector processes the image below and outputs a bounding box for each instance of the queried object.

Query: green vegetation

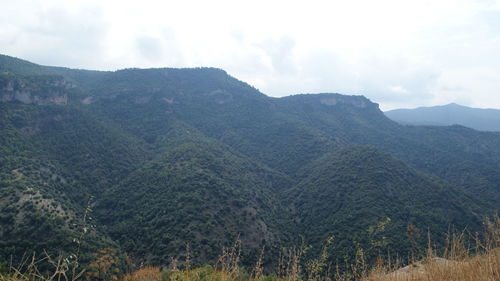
[0,54,498,278]
[96,139,293,265]
[286,146,486,263]
[2,215,499,281]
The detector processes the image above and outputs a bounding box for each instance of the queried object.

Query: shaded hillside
[385,103,500,131]
[287,146,485,260]
[96,138,293,265]
[0,54,498,270]
[266,94,500,204]
[0,103,138,263]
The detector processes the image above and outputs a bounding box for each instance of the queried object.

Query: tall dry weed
[367,214,500,281]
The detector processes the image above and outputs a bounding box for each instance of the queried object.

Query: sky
[1,0,500,110]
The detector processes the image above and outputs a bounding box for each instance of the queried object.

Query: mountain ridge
[385,103,500,131]
[1,54,498,272]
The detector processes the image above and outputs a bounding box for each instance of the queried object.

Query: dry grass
[367,249,499,281]
[0,252,85,281]
[367,215,500,281]
[2,216,499,281]
[123,266,161,281]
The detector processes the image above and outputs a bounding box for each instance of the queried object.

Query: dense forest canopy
[0,54,498,277]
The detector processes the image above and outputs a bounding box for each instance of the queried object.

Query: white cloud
[389,86,410,95]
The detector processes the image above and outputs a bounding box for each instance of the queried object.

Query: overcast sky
[1,0,500,110]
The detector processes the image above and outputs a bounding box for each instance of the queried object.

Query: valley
[0,54,498,280]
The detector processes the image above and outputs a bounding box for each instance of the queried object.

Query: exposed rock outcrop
[0,73,72,105]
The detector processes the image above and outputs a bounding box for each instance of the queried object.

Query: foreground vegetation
[1,216,498,281]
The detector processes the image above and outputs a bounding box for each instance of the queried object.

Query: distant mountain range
[1,54,499,274]
[385,103,500,131]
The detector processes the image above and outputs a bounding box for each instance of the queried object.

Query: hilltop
[0,54,498,278]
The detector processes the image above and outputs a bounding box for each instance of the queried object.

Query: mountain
[385,103,500,131]
[287,146,485,259]
[96,138,293,265]
[0,54,498,273]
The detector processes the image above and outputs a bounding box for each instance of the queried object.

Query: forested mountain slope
[287,146,486,260]
[0,54,498,270]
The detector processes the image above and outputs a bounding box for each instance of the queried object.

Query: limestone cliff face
[279,93,380,110]
[0,74,72,105]
[319,95,372,108]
